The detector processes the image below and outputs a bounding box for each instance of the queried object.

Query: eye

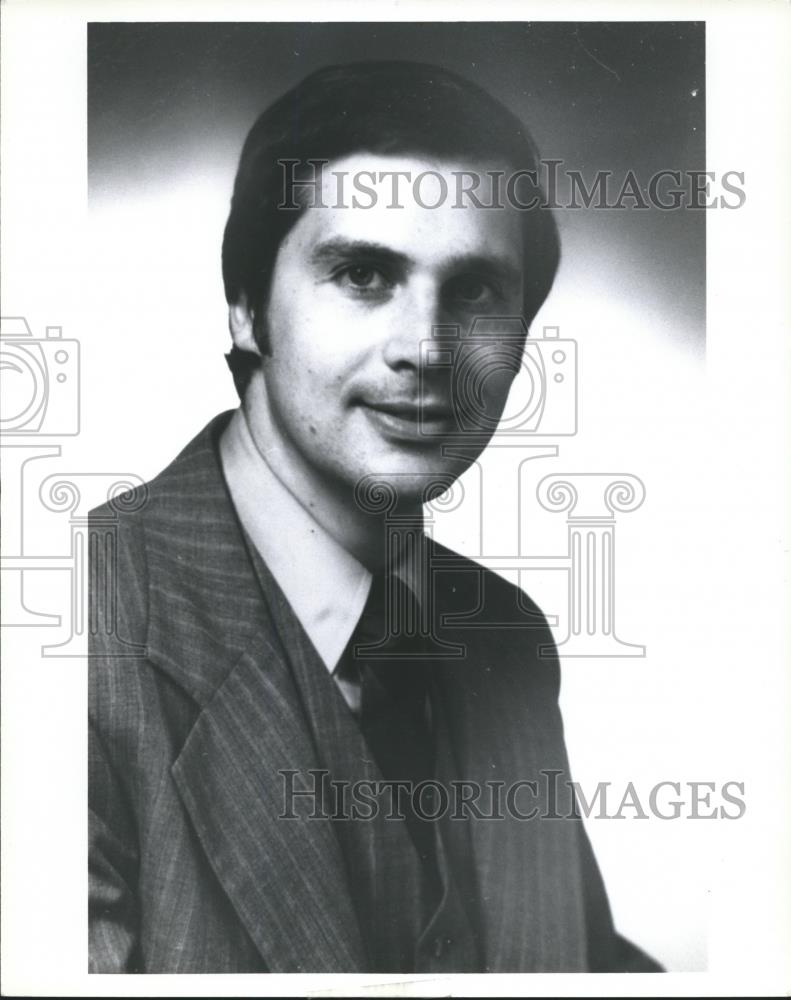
[335,264,390,292]
[346,265,376,287]
[445,274,499,305]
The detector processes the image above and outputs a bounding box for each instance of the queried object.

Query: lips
[368,400,452,420]
[358,398,455,440]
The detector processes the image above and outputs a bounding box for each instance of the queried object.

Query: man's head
[222,61,560,506]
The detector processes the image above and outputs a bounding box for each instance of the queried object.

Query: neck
[241,376,423,572]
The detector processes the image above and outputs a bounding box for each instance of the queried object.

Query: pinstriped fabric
[89,410,660,973]
[244,509,589,972]
[90,411,366,971]
[427,568,589,971]
[170,648,365,970]
[246,542,429,971]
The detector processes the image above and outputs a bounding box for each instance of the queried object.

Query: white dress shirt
[219,407,422,713]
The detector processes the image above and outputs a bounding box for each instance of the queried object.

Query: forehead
[285,152,524,265]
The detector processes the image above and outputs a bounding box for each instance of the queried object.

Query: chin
[350,454,467,515]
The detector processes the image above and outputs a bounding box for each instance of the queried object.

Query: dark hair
[222,60,560,398]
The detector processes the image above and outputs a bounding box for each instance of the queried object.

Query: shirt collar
[219,407,422,673]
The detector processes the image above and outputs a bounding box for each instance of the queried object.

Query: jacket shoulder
[87,411,235,607]
[429,537,554,625]
[429,537,561,698]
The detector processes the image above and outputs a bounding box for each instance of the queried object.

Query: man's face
[238,153,525,504]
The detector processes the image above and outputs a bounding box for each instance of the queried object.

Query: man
[89,60,660,974]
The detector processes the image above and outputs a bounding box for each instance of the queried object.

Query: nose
[381,281,445,373]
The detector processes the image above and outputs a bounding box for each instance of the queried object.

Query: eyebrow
[309,238,411,270]
[443,253,523,289]
[309,238,522,287]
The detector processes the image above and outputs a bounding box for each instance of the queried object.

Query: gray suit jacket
[88,411,661,973]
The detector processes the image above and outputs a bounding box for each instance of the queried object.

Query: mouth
[358,399,455,441]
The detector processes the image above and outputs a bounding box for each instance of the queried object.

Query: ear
[228,296,261,356]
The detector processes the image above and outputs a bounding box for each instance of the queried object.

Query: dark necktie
[338,572,442,906]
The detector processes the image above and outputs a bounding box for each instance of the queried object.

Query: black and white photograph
[1,2,789,996]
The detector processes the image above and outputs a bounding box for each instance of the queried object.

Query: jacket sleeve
[89,721,141,973]
[578,816,664,972]
[88,497,148,973]
[531,596,663,973]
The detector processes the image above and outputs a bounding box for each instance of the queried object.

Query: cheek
[265,305,325,390]
[467,347,518,416]
[483,368,516,407]
[275,321,390,404]
[269,288,368,370]
[264,322,353,427]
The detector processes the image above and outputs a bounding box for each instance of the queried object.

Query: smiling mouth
[359,400,455,440]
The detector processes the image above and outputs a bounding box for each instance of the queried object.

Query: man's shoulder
[87,409,252,705]
[428,537,550,623]
[86,410,238,647]
[427,538,561,704]
[88,410,234,530]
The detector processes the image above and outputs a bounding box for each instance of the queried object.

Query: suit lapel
[257,548,434,970]
[170,647,366,972]
[141,412,366,971]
